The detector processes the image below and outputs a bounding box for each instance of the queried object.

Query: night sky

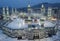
[0,0,60,8]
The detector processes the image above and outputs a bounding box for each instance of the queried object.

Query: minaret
[28,4,31,14]
[6,7,10,20]
[3,7,6,20]
[41,4,45,15]
[15,8,17,14]
[48,7,52,18]
[27,5,31,19]
[28,4,31,10]
[12,8,14,14]
[27,5,31,20]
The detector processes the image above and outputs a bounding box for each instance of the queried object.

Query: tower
[28,4,32,14]
[28,4,31,11]
[12,8,14,14]
[41,4,45,15]
[6,7,10,20]
[3,7,6,20]
[48,7,52,18]
[12,8,15,16]
[15,8,17,14]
